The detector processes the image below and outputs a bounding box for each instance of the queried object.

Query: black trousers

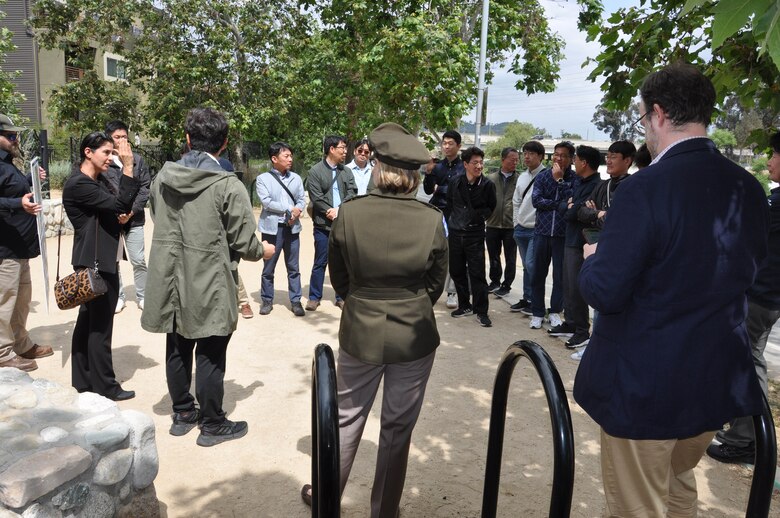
[449,233,489,315]
[563,246,590,334]
[166,322,231,428]
[530,235,565,317]
[486,227,516,288]
[72,270,123,398]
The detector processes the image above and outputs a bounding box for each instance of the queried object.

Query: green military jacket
[328,190,448,364]
[486,170,518,229]
[307,159,358,230]
[141,152,265,339]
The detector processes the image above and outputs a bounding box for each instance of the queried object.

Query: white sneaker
[138,300,144,311]
[115,299,126,314]
[571,346,587,361]
[446,293,457,309]
[548,313,563,327]
[529,316,543,329]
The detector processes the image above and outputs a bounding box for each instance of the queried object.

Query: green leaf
[681,0,709,15]
[711,0,765,48]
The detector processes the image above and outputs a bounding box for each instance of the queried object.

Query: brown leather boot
[19,344,53,359]
[0,356,38,372]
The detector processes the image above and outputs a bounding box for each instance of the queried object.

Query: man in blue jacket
[574,64,768,516]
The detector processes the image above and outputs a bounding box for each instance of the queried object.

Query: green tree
[0,1,25,116]
[484,120,541,157]
[577,0,780,146]
[560,131,583,139]
[709,128,737,158]
[592,99,641,141]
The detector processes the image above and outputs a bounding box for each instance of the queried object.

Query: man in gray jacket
[143,108,274,447]
[256,142,306,317]
[305,135,357,311]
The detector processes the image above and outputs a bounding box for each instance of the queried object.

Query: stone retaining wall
[0,369,159,517]
[42,199,73,238]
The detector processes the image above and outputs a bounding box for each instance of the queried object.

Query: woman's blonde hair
[372,159,420,194]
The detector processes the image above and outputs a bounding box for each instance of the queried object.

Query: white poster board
[30,157,49,313]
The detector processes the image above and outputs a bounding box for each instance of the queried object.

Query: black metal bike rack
[746,397,777,518]
[481,340,575,518]
[311,344,341,518]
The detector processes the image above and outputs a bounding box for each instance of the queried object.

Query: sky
[467,0,640,141]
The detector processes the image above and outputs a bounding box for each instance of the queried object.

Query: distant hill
[458,121,512,136]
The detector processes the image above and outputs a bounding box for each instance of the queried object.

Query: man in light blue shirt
[346,138,373,195]
[256,142,307,316]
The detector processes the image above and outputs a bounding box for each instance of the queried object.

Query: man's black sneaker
[291,302,305,317]
[196,419,249,447]
[487,282,500,293]
[520,306,533,316]
[510,299,530,312]
[706,443,755,464]
[494,286,511,297]
[259,301,273,315]
[548,323,576,337]
[565,332,590,349]
[476,314,492,327]
[170,409,201,437]
[451,307,473,318]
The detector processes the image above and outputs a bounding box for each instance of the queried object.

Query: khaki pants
[601,428,715,518]
[0,258,34,361]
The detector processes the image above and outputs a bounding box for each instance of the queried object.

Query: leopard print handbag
[54,218,108,310]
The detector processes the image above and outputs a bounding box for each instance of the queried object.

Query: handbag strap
[93,216,99,270]
[267,171,297,205]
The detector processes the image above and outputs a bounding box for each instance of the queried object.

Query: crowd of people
[0,61,777,517]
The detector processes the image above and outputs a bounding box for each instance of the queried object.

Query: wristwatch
[556,177,564,184]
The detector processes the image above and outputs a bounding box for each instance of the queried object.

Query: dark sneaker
[487,282,500,293]
[170,408,201,437]
[476,314,492,327]
[494,286,511,297]
[196,419,248,447]
[565,332,590,349]
[520,306,533,316]
[451,307,473,318]
[548,323,576,337]
[259,301,273,315]
[292,302,305,317]
[706,443,755,464]
[510,299,529,312]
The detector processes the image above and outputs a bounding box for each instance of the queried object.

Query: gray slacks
[337,348,436,518]
[716,299,780,447]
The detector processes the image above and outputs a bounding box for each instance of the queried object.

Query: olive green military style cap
[0,114,27,132]
[369,122,430,170]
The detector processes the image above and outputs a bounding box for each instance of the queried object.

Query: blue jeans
[261,225,301,303]
[118,225,147,303]
[513,225,535,301]
[530,234,564,318]
[309,227,342,302]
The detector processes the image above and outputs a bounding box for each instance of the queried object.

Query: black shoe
[509,299,529,312]
[565,332,590,349]
[494,286,511,297]
[451,307,473,318]
[487,282,500,293]
[706,443,755,464]
[259,301,273,315]
[476,314,492,327]
[170,408,201,436]
[110,389,135,401]
[548,323,576,337]
[291,302,305,317]
[301,484,312,507]
[520,306,533,316]
[196,419,249,447]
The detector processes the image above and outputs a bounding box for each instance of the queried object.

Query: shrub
[47,160,73,191]
[751,155,769,175]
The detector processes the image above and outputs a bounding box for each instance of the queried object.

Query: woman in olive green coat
[302,122,448,517]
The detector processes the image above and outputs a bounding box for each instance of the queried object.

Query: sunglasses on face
[1,133,18,142]
[355,149,370,156]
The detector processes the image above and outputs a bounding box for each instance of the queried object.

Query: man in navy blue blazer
[574,63,769,516]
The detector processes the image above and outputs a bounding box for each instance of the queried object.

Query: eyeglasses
[354,148,370,156]
[631,111,650,136]
[335,144,347,150]
[0,132,18,142]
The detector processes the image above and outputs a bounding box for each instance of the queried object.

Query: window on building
[106,57,126,80]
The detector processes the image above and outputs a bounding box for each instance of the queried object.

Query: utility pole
[474,0,489,148]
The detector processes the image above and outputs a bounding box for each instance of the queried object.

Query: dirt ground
[22,209,780,517]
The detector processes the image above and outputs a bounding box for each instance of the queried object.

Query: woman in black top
[62,132,140,401]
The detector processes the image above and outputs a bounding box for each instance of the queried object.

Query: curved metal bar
[311,344,341,518]
[481,340,575,518]
[746,397,777,518]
